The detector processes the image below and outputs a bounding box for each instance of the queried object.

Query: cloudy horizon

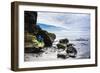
[37,11,90,40]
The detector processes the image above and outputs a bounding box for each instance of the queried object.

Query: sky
[37,11,90,40]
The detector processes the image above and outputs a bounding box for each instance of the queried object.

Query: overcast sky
[37,11,90,40]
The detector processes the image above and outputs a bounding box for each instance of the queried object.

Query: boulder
[59,38,69,44]
[66,46,77,58]
[24,11,56,53]
[57,43,65,49]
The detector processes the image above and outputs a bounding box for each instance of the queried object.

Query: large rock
[66,44,77,58]
[59,38,69,44]
[57,43,65,49]
[37,30,56,47]
[57,38,77,58]
[24,11,56,53]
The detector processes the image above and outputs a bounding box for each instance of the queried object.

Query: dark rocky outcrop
[56,38,69,49]
[24,11,56,53]
[59,38,69,44]
[57,54,66,59]
[57,38,77,58]
[57,43,66,49]
[36,30,56,47]
[66,45,77,57]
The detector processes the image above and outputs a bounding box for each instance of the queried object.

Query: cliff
[24,11,56,52]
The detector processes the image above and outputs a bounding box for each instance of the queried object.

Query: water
[70,40,90,59]
[24,40,90,62]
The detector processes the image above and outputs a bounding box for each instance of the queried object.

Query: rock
[24,11,56,53]
[25,11,40,34]
[57,43,65,49]
[56,38,69,49]
[57,54,66,59]
[56,38,77,58]
[59,38,69,44]
[36,30,56,47]
[67,43,75,47]
[48,32,56,43]
[57,49,68,59]
[66,46,77,58]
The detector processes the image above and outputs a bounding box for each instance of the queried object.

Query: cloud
[37,11,90,40]
[37,11,90,31]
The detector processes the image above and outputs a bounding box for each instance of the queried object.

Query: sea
[24,38,90,62]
